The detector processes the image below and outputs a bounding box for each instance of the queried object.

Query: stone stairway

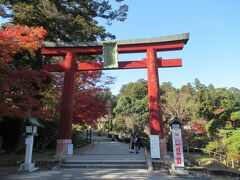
[61,159,146,169]
[61,135,147,169]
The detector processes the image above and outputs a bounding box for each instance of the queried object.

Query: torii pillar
[41,33,190,157]
[147,48,166,157]
[56,52,76,156]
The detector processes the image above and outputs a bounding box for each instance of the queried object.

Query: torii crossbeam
[41,33,190,157]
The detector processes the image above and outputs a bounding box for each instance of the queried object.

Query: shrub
[205,141,218,152]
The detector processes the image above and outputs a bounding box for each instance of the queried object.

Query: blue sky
[102,0,240,94]
[1,1,240,95]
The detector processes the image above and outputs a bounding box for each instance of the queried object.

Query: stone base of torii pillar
[55,139,73,157]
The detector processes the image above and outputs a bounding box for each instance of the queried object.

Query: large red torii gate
[41,33,190,157]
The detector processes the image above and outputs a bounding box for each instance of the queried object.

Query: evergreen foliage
[0,0,128,41]
[113,78,240,156]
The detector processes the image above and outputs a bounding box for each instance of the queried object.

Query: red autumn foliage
[213,108,225,115]
[48,68,113,126]
[0,64,48,119]
[0,23,47,62]
[0,23,112,125]
[0,23,48,119]
[189,121,206,133]
[73,90,107,126]
[72,71,113,125]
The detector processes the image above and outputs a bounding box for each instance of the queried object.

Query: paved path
[69,135,145,161]
[2,169,191,180]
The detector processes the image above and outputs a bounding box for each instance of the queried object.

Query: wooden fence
[188,147,240,169]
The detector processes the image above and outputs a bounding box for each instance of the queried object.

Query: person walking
[134,136,140,154]
[129,137,135,154]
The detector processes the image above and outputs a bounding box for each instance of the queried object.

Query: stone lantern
[19,117,40,172]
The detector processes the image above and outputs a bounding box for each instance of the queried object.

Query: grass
[0,149,55,168]
[0,142,92,169]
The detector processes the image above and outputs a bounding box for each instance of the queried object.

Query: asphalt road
[1,169,195,180]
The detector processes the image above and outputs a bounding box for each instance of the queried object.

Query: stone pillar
[56,51,76,157]
[146,48,167,158]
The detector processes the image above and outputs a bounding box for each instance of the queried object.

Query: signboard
[67,144,73,155]
[172,127,184,167]
[150,135,160,158]
[103,42,118,68]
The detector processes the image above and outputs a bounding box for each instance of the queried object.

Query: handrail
[188,147,240,169]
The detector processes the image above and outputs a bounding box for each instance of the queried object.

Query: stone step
[61,159,146,169]
[61,163,146,169]
[79,153,145,155]
[63,160,146,165]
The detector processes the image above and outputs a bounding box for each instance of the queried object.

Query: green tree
[230,110,240,127]
[216,88,236,110]
[223,129,240,153]
[160,82,176,95]
[113,116,128,133]
[0,0,128,41]
[113,80,149,135]
[193,79,215,120]
[114,95,132,116]
[180,83,194,95]
[230,111,240,121]
[229,87,240,107]
[131,96,149,131]
[120,79,148,100]
[206,129,240,155]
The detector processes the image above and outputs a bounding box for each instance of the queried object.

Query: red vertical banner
[172,125,184,168]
